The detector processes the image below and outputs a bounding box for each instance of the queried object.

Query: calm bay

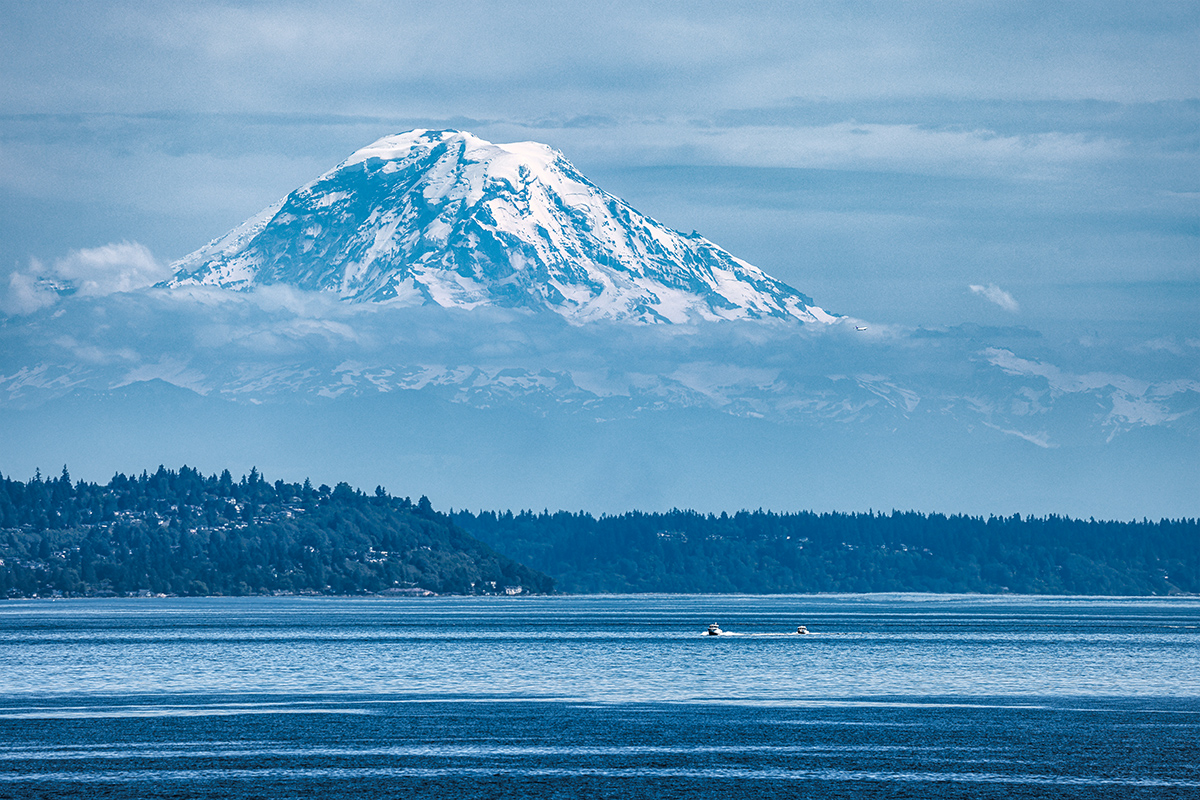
[0,594,1197,798]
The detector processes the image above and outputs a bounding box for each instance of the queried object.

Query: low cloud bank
[1,285,1197,452]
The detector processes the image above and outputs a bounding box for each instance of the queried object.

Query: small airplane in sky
[855,325,868,331]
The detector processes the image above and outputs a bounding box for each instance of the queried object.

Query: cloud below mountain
[1,284,1196,518]
[0,241,167,315]
[3,285,1196,442]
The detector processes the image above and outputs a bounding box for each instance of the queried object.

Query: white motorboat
[706,623,724,636]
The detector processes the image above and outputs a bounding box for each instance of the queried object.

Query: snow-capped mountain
[168,130,835,324]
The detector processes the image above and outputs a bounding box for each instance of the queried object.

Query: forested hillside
[3,466,1195,598]
[0,467,552,598]
[452,508,1198,595]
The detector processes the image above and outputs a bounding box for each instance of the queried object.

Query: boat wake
[703,628,819,638]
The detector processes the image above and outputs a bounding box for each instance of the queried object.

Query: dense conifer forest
[0,467,552,598]
[2,466,1196,598]
[452,508,1198,595]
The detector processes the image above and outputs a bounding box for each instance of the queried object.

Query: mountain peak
[168,130,836,325]
[343,129,557,172]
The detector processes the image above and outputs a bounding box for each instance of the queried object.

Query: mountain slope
[168,129,835,324]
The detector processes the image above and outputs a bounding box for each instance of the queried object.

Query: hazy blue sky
[1,0,1196,330]
[1,1,1197,517]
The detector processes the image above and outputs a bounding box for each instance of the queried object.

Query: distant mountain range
[168,129,836,325]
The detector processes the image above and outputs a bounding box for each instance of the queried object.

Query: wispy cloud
[0,242,168,316]
[982,421,1056,449]
[969,283,1020,313]
[50,241,167,296]
[1,270,59,316]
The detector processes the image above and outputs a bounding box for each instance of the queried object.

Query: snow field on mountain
[167,129,834,325]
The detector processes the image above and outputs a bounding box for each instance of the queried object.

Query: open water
[0,594,1196,799]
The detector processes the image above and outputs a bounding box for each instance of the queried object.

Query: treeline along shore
[453,509,1198,595]
[1,466,1196,598]
[0,466,552,598]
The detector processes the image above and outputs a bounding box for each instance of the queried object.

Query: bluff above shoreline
[0,466,552,599]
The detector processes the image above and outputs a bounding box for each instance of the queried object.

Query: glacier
[167,130,835,325]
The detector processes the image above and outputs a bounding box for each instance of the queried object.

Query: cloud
[982,422,1056,449]
[50,241,168,296]
[0,242,168,316]
[6,1,1195,122]
[1,269,60,316]
[969,283,1020,313]
[983,348,1152,397]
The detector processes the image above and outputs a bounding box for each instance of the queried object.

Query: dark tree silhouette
[451,508,1197,595]
[0,466,552,598]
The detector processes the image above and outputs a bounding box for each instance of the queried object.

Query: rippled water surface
[1,595,1197,798]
